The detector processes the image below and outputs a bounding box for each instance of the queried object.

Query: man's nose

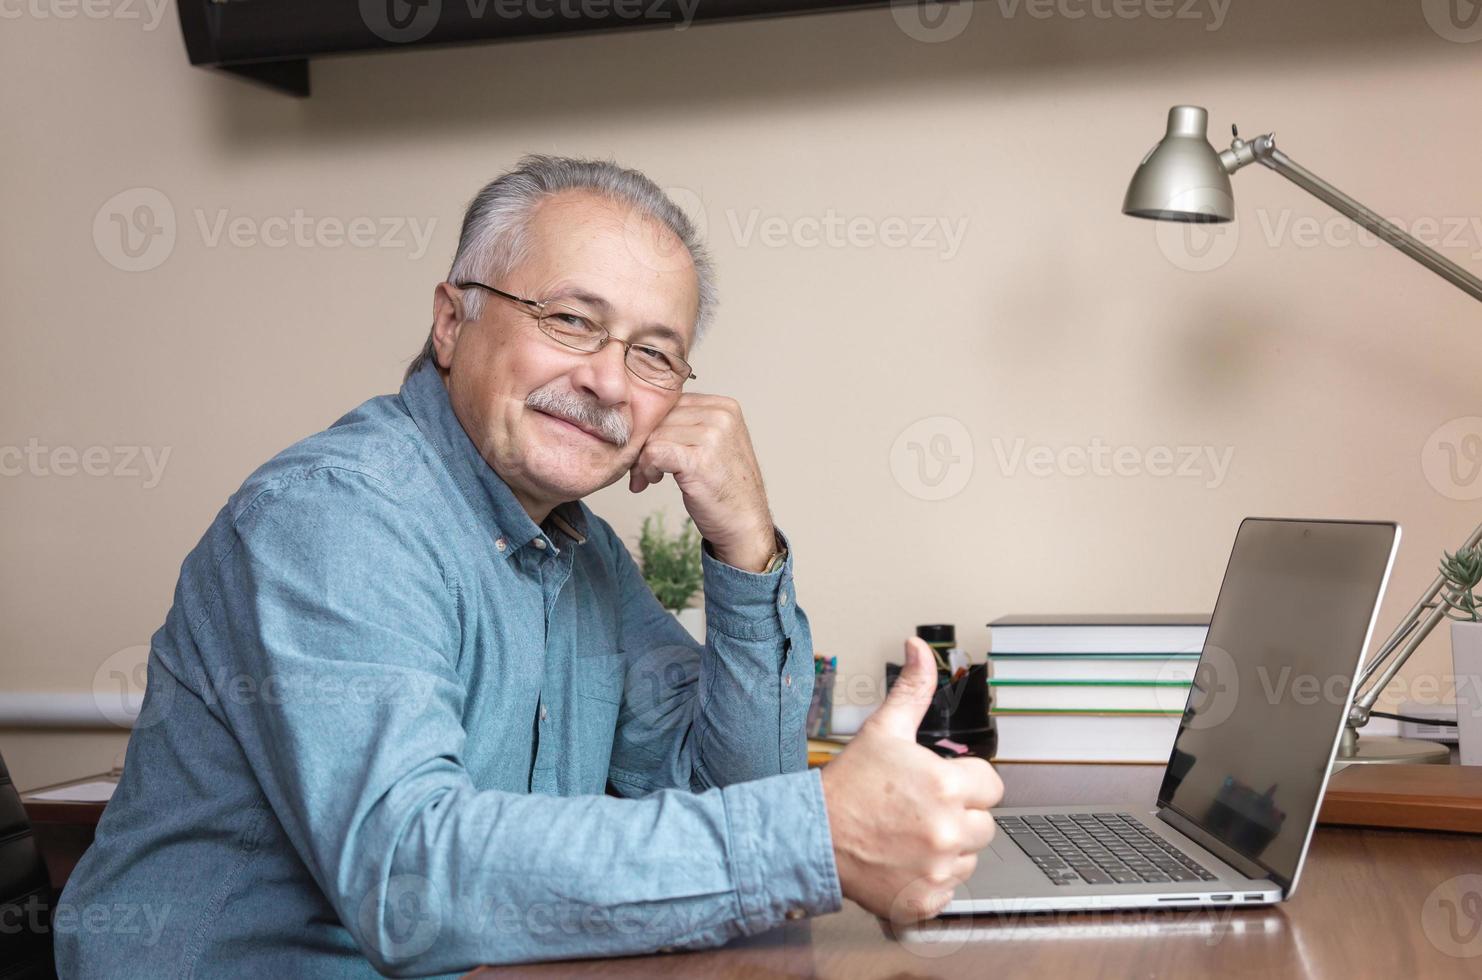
[569,341,631,407]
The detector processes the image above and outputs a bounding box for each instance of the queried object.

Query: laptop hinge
[1156,806,1286,891]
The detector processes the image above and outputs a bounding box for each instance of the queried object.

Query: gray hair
[405,154,716,381]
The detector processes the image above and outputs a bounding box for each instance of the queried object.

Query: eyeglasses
[455,280,696,391]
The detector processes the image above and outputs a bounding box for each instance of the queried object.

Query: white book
[990,682,1192,713]
[989,614,1209,655]
[990,655,1199,684]
[992,711,1181,763]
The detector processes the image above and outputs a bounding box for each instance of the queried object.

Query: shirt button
[785,908,806,921]
[539,705,548,721]
[495,538,507,552]
[533,538,547,550]
[779,591,790,607]
[784,675,792,687]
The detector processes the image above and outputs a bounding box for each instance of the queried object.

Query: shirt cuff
[701,527,797,642]
[722,768,842,933]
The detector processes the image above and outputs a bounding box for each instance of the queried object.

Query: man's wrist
[710,526,784,574]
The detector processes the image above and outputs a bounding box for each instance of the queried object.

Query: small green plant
[638,511,704,613]
[1439,545,1482,623]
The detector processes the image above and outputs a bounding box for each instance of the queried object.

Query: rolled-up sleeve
[605,526,817,794]
[209,471,838,973]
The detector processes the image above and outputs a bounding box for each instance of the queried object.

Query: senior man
[56,156,1002,978]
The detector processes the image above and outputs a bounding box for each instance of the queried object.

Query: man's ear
[431,282,467,370]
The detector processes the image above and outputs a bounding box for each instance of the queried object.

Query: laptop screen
[1156,518,1398,890]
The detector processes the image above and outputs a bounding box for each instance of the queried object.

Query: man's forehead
[517,191,700,345]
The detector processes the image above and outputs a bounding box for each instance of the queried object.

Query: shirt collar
[399,360,589,558]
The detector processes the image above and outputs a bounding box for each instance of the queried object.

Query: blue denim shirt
[55,362,840,978]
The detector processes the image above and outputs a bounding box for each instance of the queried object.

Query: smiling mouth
[535,409,608,444]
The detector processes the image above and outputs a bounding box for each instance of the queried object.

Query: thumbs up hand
[819,637,1004,922]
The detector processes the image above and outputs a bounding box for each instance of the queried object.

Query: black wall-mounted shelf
[179,0,901,96]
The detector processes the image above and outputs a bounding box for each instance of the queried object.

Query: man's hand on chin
[627,393,778,573]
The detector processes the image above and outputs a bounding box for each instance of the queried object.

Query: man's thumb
[871,637,939,740]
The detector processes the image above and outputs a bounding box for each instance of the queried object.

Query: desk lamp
[1123,105,1481,765]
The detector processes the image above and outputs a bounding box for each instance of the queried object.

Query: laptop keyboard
[997,813,1219,886]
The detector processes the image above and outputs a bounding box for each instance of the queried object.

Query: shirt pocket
[574,651,625,704]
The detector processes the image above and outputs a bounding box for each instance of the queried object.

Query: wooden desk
[20,773,114,891]
[469,762,1482,978]
[24,766,1482,975]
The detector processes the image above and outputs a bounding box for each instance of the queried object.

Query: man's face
[432,190,699,518]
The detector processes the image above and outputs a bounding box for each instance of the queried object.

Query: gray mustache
[525,386,631,447]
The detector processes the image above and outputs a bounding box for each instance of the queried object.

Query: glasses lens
[625,345,689,390]
[539,304,606,351]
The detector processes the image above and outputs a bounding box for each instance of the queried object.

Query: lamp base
[1332,735,1451,771]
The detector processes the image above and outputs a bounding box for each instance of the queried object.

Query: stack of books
[988,614,1209,763]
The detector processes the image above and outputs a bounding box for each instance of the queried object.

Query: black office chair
[0,751,57,980]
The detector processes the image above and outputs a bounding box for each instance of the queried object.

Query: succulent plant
[1439,545,1482,623]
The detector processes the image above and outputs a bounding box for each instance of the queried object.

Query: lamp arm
[1348,518,1482,727]
[1219,134,1482,302]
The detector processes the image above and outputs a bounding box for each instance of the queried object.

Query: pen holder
[884,661,995,754]
[807,659,835,738]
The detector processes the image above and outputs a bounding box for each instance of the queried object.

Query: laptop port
[1209,894,1233,901]
[1244,894,1264,901]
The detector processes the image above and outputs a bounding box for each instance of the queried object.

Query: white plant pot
[674,606,706,643]
[1453,619,1482,766]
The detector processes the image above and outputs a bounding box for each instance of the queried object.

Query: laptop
[946,517,1400,914]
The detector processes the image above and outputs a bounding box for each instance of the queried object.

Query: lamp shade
[1122,105,1233,223]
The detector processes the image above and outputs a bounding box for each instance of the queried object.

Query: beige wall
[3,1,1479,790]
